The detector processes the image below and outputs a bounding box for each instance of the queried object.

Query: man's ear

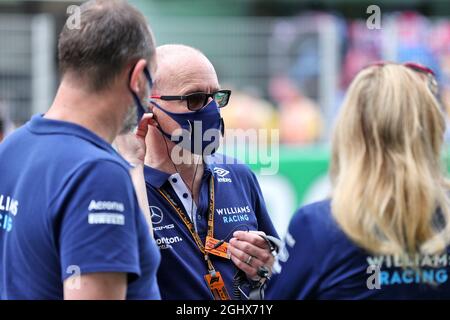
[129,59,147,94]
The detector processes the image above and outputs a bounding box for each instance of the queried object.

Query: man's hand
[114,113,156,166]
[229,231,274,280]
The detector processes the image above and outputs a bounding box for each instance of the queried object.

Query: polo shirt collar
[143,165,172,188]
[144,156,215,189]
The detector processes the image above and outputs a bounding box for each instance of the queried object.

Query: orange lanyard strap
[207,174,215,239]
[157,175,215,271]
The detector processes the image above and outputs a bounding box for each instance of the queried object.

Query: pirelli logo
[88,213,125,225]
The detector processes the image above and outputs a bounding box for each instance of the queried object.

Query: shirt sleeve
[265,208,322,299]
[54,160,142,282]
[248,170,279,239]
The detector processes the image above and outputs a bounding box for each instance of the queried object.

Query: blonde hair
[331,63,450,258]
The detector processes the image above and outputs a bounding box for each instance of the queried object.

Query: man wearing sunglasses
[138,44,278,300]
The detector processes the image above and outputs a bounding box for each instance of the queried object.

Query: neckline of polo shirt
[203,162,213,178]
[203,154,225,178]
[27,114,117,153]
[203,156,218,177]
[143,165,172,188]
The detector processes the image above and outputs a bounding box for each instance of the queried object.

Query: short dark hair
[58,0,155,91]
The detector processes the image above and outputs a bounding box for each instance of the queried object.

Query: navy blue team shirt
[144,154,278,299]
[0,114,161,299]
[266,200,450,299]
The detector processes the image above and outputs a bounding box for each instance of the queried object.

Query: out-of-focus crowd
[223,11,450,145]
[1,12,450,146]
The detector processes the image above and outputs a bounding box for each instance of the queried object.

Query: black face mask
[129,66,153,122]
[150,99,224,155]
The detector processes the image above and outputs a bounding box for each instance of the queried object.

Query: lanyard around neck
[157,174,215,270]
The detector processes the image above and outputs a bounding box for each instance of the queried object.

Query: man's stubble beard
[120,103,138,134]
[121,86,150,134]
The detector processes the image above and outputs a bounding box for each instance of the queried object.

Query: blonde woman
[266,62,450,299]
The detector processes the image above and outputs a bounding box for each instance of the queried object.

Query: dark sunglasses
[151,90,231,111]
[368,61,438,94]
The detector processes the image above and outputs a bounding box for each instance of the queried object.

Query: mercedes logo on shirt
[149,206,164,225]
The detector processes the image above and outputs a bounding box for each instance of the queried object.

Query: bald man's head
[152,44,219,97]
[147,44,227,157]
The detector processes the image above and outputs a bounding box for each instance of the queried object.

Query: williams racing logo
[213,167,232,183]
[0,194,19,232]
[216,206,251,224]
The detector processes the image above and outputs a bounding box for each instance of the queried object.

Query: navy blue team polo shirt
[144,153,278,300]
[0,114,161,300]
[266,199,450,299]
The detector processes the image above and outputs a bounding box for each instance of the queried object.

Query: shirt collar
[203,160,214,176]
[143,165,172,188]
[204,154,224,176]
[27,114,130,167]
[144,158,215,189]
